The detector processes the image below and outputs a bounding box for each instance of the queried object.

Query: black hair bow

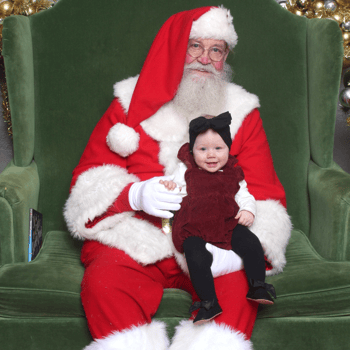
[189,111,232,151]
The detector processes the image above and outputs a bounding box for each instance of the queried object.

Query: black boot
[190,299,223,325]
[246,279,277,305]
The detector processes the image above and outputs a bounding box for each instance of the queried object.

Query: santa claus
[64,6,292,350]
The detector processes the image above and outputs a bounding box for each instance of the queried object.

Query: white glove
[129,176,182,219]
[206,243,244,278]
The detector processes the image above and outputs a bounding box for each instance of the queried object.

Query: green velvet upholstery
[0,160,39,264]
[2,16,35,167]
[0,0,349,349]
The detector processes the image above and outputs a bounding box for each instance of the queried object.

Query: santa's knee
[81,257,164,340]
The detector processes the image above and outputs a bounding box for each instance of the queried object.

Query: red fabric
[230,109,287,208]
[81,239,258,340]
[127,7,212,128]
[85,183,133,229]
[172,143,244,252]
[70,98,128,190]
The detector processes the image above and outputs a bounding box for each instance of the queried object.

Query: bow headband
[189,111,232,151]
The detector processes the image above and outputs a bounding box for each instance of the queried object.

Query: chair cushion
[259,229,350,319]
[0,231,192,320]
[0,230,349,320]
[0,231,84,318]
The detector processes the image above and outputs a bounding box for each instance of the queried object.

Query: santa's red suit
[64,6,292,350]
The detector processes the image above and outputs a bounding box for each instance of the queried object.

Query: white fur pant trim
[83,321,169,350]
[169,320,253,350]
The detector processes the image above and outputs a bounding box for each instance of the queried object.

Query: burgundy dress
[172,143,245,253]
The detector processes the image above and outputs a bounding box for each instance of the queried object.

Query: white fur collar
[113,75,139,113]
[113,75,260,142]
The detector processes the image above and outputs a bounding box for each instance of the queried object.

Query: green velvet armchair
[1,0,349,349]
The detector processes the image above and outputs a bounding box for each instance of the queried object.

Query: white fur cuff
[64,164,139,239]
[64,165,174,265]
[250,200,292,276]
[169,320,253,350]
[83,321,169,350]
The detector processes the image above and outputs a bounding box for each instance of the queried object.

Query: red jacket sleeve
[70,98,128,190]
[69,98,135,229]
[231,109,287,208]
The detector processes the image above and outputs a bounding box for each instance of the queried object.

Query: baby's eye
[200,147,206,151]
[215,147,222,150]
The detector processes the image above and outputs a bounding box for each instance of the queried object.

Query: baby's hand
[235,210,255,227]
[159,179,177,191]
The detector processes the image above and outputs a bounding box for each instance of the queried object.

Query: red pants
[80,240,258,340]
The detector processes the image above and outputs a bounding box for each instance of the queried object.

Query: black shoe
[246,279,277,305]
[189,299,223,325]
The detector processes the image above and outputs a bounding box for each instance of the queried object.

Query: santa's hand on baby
[129,176,182,219]
[235,210,255,227]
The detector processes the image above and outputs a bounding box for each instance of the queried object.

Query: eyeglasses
[187,41,227,62]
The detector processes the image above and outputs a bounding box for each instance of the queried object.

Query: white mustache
[184,62,219,75]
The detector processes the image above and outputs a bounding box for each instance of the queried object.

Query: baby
[160,112,276,325]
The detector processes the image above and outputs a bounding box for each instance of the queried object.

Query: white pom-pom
[106,123,140,157]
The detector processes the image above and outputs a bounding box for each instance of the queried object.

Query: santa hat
[107,6,238,157]
[190,6,238,49]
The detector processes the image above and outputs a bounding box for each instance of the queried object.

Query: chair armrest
[308,161,350,261]
[2,15,35,167]
[307,19,343,168]
[0,160,40,265]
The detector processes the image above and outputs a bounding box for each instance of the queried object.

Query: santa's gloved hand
[129,176,182,219]
[206,243,244,278]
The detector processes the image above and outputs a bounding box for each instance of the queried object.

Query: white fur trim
[83,321,169,350]
[250,200,292,276]
[140,103,188,176]
[64,165,139,237]
[113,77,260,147]
[93,213,173,265]
[107,123,140,157]
[113,75,139,113]
[190,6,238,49]
[225,83,260,139]
[64,165,173,265]
[158,140,186,176]
[169,320,253,350]
[141,103,188,143]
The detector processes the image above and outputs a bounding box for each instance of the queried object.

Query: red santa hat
[107,6,238,157]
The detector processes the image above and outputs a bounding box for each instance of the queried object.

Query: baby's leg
[183,236,215,301]
[231,224,276,304]
[183,236,222,324]
[231,224,265,282]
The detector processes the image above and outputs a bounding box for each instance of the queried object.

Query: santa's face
[192,129,229,173]
[185,38,229,74]
[173,39,231,121]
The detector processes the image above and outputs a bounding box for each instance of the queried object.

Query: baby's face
[192,129,229,173]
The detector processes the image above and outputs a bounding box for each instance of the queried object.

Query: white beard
[173,62,232,122]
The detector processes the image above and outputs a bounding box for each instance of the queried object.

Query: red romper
[172,143,245,253]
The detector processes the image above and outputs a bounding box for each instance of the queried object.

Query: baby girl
[160,112,276,325]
